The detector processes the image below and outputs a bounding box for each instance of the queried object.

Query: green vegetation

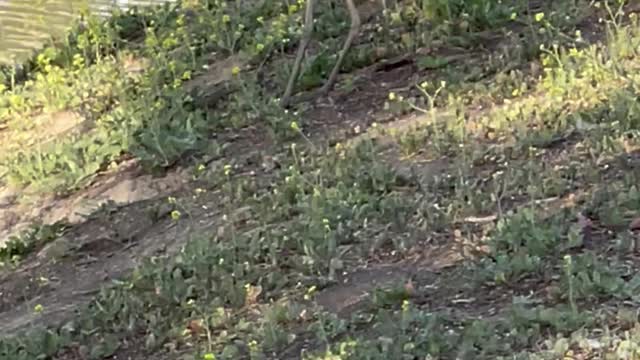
[0,0,588,194]
[0,221,68,268]
[3,0,640,359]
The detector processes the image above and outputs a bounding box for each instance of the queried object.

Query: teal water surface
[0,0,170,64]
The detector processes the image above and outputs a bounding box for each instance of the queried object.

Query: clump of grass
[0,221,68,268]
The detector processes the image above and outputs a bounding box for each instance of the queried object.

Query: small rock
[66,198,103,223]
[101,178,159,204]
[38,236,73,260]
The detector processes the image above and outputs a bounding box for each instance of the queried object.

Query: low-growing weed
[0,221,68,267]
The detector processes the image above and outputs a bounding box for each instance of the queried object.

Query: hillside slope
[2,1,640,359]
